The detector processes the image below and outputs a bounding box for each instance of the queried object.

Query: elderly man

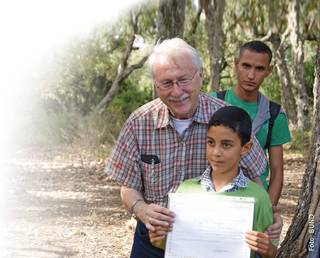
[105,38,278,258]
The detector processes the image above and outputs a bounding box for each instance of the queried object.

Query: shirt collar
[192,94,211,124]
[199,166,215,191]
[200,166,248,193]
[155,103,170,129]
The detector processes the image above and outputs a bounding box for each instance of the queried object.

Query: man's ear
[234,57,239,66]
[198,67,204,80]
[267,64,273,75]
[241,140,252,156]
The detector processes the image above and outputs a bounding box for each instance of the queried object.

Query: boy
[150,106,277,258]
[212,41,291,206]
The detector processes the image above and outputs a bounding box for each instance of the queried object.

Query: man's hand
[265,206,283,240]
[134,202,175,232]
[120,186,175,231]
[245,231,277,258]
[149,225,172,243]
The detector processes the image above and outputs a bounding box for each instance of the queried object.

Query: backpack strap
[216,90,227,100]
[264,101,281,150]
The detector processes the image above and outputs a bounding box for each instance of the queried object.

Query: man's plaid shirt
[105,93,266,207]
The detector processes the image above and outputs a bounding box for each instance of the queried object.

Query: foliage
[106,71,152,127]
[26,3,158,148]
[42,2,156,116]
[260,72,281,103]
[20,104,124,149]
[29,0,318,149]
[16,108,80,148]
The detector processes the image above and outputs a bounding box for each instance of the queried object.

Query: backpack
[216,90,281,150]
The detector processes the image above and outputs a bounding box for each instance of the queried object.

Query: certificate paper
[165,193,254,258]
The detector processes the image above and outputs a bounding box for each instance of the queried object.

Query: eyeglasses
[155,71,199,91]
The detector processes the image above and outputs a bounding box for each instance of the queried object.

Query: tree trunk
[156,0,186,40]
[287,0,309,131]
[277,34,320,258]
[272,40,298,125]
[185,1,203,47]
[204,0,225,92]
[267,0,297,125]
[313,45,319,114]
[96,11,148,111]
[153,0,186,99]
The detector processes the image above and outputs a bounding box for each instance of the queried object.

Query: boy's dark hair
[240,40,272,64]
[209,106,252,146]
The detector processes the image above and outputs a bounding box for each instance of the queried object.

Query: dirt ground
[0,148,306,257]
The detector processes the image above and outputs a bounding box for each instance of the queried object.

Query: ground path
[0,149,305,257]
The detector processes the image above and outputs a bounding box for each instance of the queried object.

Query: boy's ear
[241,140,252,155]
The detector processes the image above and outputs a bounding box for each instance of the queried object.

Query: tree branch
[122,55,149,80]
[95,10,148,111]
[186,2,203,46]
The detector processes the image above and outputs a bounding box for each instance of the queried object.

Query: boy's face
[206,125,251,176]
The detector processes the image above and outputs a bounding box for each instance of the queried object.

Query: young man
[212,41,291,206]
[150,106,277,258]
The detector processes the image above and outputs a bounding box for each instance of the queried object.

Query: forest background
[10,0,318,154]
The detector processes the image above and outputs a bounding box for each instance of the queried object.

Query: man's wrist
[130,199,144,214]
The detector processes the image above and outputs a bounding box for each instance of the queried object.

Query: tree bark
[204,0,225,92]
[267,0,297,125]
[273,40,298,125]
[156,0,186,40]
[313,44,320,114]
[287,0,309,131]
[153,0,186,99]
[277,34,320,258]
[269,39,298,125]
[96,11,148,111]
[185,0,203,47]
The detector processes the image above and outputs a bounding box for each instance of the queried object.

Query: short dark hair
[239,40,272,64]
[208,106,252,145]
